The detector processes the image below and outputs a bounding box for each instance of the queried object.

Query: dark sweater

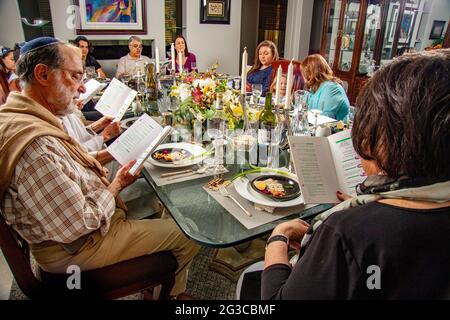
[262,202,450,299]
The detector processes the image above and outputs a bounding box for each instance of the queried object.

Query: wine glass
[251,84,262,106]
[258,123,282,169]
[190,61,197,72]
[292,90,311,136]
[206,117,227,173]
[233,77,241,91]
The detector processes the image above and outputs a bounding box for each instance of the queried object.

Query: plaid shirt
[1,136,116,244]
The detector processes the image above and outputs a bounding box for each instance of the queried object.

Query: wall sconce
[21,17,50,27]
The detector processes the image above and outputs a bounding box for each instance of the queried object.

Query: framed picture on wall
[74,0,147,35]
[398,10,416,44]
[199,0,231,24]
[429,20,446,40]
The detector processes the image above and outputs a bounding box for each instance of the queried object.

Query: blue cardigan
[308,81,350,121]
[247,66,272,96]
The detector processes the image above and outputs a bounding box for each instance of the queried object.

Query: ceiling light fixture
[21,17,50,27]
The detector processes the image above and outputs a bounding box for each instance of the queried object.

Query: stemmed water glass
[292,90,311,136]
[251,84,262,106]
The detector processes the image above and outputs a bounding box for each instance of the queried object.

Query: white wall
[418,0,450,50]
[284,0,314,61]
[185,0,242,75]
[48,0,166,76]
[0,0,25,47]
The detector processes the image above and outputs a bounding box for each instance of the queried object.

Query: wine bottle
[259,92,276,128]
[146,62,158,101]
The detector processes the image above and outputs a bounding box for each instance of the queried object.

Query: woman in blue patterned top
[301,54,349,121]
[247,40,279,96]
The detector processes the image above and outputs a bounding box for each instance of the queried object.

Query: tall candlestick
[285,60,293,110]
[171,43,175,71]
[178,51,183,74]
[275,65,282,105]
[155,47,160,74]
[241,47,248,95]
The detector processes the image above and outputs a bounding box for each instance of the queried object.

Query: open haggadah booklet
[95,78,137,122]
[288,130,367,204]
[78,79,107,105]
[107,114,172,175]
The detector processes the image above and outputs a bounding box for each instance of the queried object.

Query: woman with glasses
[116,36,151,78]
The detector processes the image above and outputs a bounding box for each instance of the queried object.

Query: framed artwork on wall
[199,0,231,24]
[74,0,147,35]
[429,20,446,40]
[398,10,416,44]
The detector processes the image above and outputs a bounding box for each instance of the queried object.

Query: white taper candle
[155,47,160,74]
[275,65,282,105]
[285,60,294,110]
[171,43,175,71]
[241,47,248,95]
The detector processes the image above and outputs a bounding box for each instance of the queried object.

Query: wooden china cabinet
[320,0,423,104]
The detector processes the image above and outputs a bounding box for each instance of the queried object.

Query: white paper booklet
[107,114,169,166]
[288,130,366,204]
[307,111,337,125]
[95,78,137,121]
[79,79,106,105]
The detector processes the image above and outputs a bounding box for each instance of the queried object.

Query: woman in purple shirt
[173,35,197,73]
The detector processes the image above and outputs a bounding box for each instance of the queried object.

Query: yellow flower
[231,105,243,117]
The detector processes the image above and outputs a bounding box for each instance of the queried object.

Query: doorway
[240,0,288,65]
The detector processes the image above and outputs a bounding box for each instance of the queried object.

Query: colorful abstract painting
[75,0,146,35]
[85,0,137,23]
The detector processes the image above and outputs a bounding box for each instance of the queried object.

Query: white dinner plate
[233,173,305,208]
[146,142,207,168]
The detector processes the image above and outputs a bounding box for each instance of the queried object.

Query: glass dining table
[141,163,332,248]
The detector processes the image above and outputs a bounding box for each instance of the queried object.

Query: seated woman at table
[247,40,279,97]
[259,50,450,299]
[1,46,20,92]
[172,35,197,73]
[300,54,349,121]
[73,36,107,78]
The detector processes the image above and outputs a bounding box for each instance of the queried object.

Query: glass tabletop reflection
[141,164,332,248]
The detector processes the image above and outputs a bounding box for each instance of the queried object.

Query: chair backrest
[0,210,178,299]
[0,212,47,298]
[270,59,304,94]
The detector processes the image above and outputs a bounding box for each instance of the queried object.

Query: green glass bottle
[145,62,159,115]
[146,62,158,101]
[259,92,276,128]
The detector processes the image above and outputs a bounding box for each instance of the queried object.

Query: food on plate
[207,177,231,191]
[253,178,286,197]
[152,150,187,162]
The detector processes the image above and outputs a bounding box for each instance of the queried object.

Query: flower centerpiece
[169,70,247,130]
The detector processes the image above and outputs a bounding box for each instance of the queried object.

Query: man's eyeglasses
[60,67,85,84]
[130,44,143,49]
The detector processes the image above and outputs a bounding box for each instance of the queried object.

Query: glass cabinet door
[324,0,343,67]
[381,0,401,64]
[338,0,361,72]
[359,1,382,74]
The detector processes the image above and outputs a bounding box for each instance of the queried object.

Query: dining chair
[0,211,178,300]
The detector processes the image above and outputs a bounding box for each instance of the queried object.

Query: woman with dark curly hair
[259,49,450,300]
